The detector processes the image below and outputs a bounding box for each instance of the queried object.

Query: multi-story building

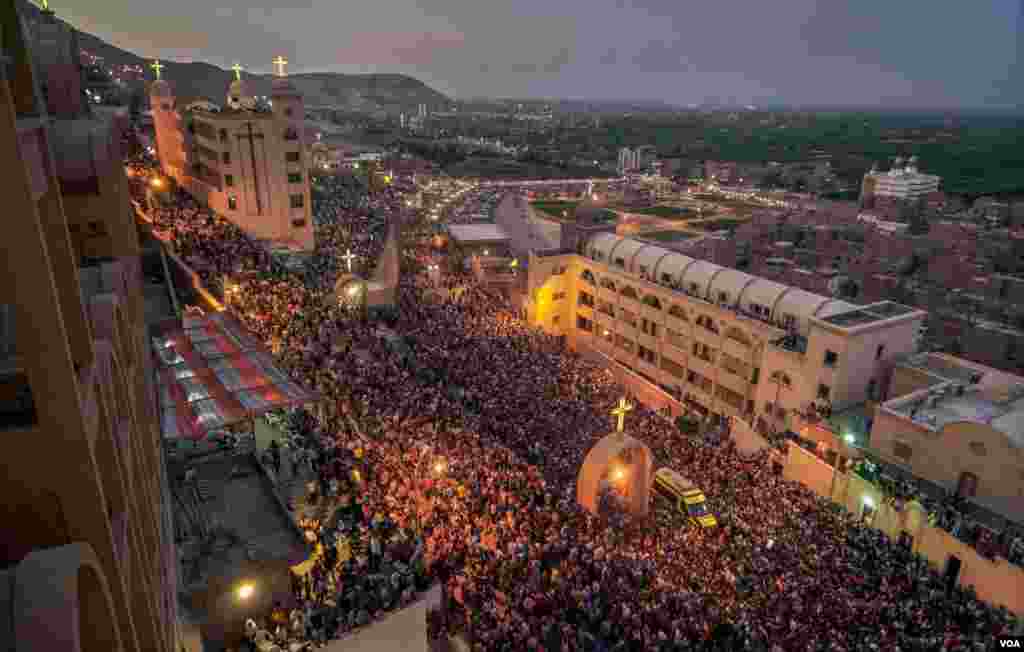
[861,157,941,205]
[525,234,927,437]
[617,147,641,175]
[872,353,1024,513]
[1,2,176,650]
[150,62,313,250]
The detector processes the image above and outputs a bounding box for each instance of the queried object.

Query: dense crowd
[128,156,1020,651]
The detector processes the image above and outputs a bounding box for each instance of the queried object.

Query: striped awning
[151,312,318,441]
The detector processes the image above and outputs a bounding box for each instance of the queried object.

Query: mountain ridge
[17,0,449,113]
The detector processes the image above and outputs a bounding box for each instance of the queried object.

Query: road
[493,195,561,255]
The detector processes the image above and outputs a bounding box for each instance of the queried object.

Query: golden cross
[150,60,164,80]
[231,63,243,81]
[272,55,288,77]
[341,248,356,272]
[611,397,634,433]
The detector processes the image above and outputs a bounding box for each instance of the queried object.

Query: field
[531,201,618,223]
[637,230,699,242]
[628,205,696,219]
[690,218,745,232]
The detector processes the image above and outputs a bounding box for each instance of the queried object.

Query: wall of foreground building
[783,445,1024,615]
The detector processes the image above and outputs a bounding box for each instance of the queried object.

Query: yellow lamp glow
[612,467,626,481]
[237,583,255,600]
[150,177,164,189]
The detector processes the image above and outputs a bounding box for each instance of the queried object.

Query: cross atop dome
[272,55,289,77]
[150,60,164,80]
[231,63,243,81]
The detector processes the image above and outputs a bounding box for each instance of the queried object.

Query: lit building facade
[1,2,177,650]
[525,234,927,436]
[861,157,941,204]
[150,63,313,250]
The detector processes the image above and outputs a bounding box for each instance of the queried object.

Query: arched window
[620,286,638,299]
[769,370,792,388]
[696,315,719,334]
[580,270,596,285]
[284,127,299,141]
[667,304,688,321]
[642,295,662,309]
[600,277,616,291]
[724,326,750,346]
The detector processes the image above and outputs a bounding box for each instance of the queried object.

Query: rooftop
[819,301,921,329]
[447,223,511,244]
[885,354,1024,447]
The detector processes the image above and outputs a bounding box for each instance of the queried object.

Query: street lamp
[236,583,255,600]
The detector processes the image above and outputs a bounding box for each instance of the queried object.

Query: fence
[783,443,1024,615]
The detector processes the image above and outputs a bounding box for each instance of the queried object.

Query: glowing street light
[612,467,626,482]
[150,177,164,189]
[237,583,255,600]
[844,434,855,445]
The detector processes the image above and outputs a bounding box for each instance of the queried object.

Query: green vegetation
[691,218,745,232]
[629,205,696,219]
[638,230,698,242]
[530,201,617,223]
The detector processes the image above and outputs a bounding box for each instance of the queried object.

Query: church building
[149,58,313,251]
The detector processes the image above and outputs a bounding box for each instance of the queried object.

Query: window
[600,278,616,290]
[219,128,228,142]
[823,350,838,367]
[661,355,685,378]
[620,286,638,299]
[552,315,561,326]
[222,151,231,165]
[614,257,625,268]
[577,291,594,307]
[291,219,307,228]
[227,195,237,211]
[87,221,106,235]
[692,342,715,363]
[640,318,658,337]
[224,174,234,187]
[637,345,656,365]
[618,308,637,328]
[718,291,729,304]
[288,172,303,184]
[642,295,662,309]
[968,441,987,456]
[867,379,877,400]
[577,315,593,332]
[284,127,299,141]
[668,304,687,321]
[580,270,596,285]
[751,367,760,385]
[696,315,719,334]
[817,383,831,400]
[290,194,304,209]
[956,472,978,498]
[285,151,301,163]
[284,107,293,117]
[665,328,686,350]
[893,441,913,460]
[552,291,566,301]
[876,344,886,360]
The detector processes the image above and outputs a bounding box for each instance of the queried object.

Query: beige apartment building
[526,233,927,439]
[872,352,1024,515]
[150,66,313,250]
[1,2,176,650]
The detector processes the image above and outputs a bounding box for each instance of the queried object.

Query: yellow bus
[653,468,718,528]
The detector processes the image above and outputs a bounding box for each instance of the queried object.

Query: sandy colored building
[150,61,313,251]
[871,353,1024,518]
[0,2,177,650]
[525,233,926,441]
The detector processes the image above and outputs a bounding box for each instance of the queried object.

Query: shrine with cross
[231,63,243,82]
[150,60,164,81]
[272,56,288,77]
[611,397,634,433]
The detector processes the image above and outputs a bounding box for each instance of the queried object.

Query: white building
[862,157,941,202]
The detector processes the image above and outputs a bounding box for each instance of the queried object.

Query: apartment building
[525,233,926,437]
[150,65,313,250]
[0,2,176,650]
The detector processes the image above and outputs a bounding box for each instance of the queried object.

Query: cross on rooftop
[272,56,288,77]
[231,63,243,81]
[341,249,357,273]
[150,60,164,80]
[611,397,634,433]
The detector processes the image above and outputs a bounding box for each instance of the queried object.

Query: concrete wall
[782,447,1024,616]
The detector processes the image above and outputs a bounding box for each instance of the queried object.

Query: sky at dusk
[60,0,1022,108]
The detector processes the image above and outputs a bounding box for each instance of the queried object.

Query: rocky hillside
[17,0,449,113]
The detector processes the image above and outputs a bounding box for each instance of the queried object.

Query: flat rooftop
[885,354,1024,448]
[447,223,511,244]
[820,301,920,328]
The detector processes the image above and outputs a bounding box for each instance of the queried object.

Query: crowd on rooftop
[126,154,1020,651]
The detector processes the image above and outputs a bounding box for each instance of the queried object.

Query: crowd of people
[128,153,1020,651]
